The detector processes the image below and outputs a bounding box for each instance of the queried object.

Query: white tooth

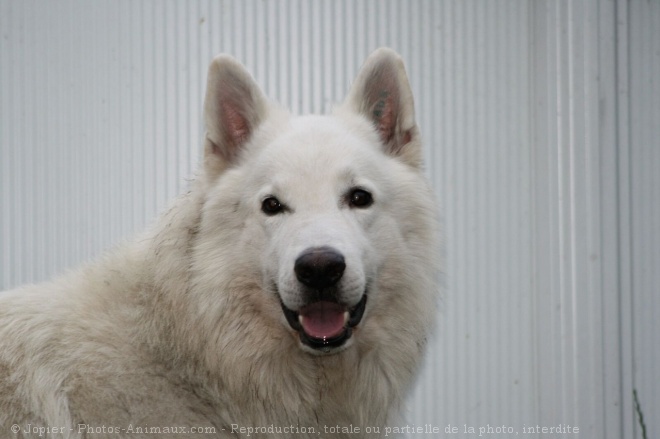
[343,311,349,324]
[298,314,304,325]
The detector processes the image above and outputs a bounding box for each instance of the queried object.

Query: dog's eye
[261,197,284,215]
[348,189,373,208]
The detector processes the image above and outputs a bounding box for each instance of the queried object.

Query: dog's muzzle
[281,247,367,352]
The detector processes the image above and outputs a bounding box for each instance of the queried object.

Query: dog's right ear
[344,48,422,168]
[203,55,268,180]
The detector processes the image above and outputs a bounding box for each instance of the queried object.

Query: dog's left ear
[345,48,422,168]
[203,55,269,181]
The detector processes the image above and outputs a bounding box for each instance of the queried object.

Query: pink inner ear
[374,91,397,144]
[401,129,412,145]
[221,102,250,148]
[371,89,398,144]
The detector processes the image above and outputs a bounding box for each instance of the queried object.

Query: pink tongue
[299,301,347,339]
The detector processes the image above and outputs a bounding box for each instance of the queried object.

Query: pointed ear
[203,55,268,180]
[345,48,422,167]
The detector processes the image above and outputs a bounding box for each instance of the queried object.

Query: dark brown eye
[349,188,373,208]
[261,197,283,215]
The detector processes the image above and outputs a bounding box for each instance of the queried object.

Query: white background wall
[1,1,658,438]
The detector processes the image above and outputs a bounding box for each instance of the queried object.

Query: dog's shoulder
[0,277,222,436]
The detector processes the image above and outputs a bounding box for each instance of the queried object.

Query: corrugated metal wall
[531,2,627,437]
[0,1,658,437]
[629,0,660,435]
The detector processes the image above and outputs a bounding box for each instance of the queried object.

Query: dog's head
[194,49,435,355]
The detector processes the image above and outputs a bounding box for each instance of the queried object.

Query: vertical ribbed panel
[1,1,658,437]
[531,1,659,438]
[531,1,615,436]
[629,0,660,436]
[0,0,203,284]
[409,1,536,429]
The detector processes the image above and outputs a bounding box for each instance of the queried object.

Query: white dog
[0,48,440,438]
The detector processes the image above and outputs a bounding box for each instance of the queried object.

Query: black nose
[294,247,346,289]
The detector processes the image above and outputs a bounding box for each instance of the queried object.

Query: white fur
[0,48,440,438]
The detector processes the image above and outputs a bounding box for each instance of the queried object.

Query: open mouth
[281,295,367,351]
